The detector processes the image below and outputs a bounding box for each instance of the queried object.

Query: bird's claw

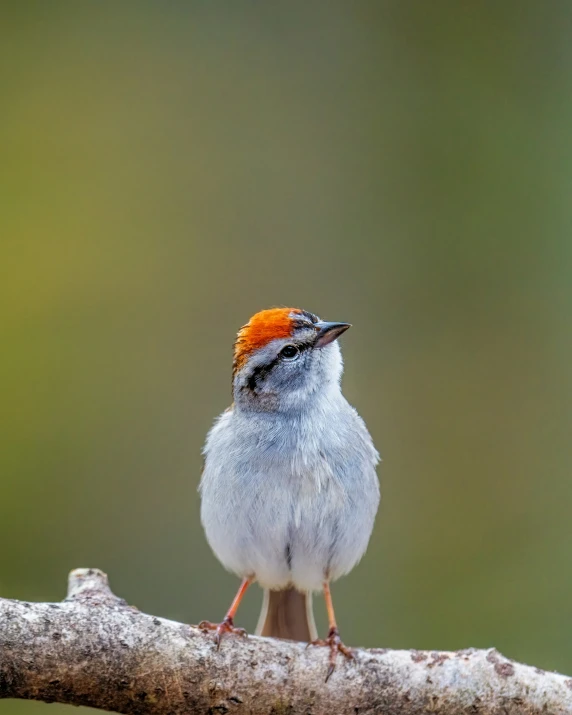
[198,617,247,649]
[307,627,354,681]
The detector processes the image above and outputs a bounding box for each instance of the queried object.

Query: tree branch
[0,569,570,714]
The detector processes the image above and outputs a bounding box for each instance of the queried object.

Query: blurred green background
[3,2,572,713]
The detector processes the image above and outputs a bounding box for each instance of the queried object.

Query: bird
[198,307,380,680]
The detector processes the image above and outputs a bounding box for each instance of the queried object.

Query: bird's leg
[307,581,354,681]
[198,577,251,649]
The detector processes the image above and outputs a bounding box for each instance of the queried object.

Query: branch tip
[66,567,118,602]
[0,568,568,714]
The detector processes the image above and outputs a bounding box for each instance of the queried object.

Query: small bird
[199,307,380,679]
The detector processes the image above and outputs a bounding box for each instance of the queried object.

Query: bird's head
[232,307,350,411]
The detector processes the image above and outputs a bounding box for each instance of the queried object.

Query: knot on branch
[65,568,125,606]
[0,567,570,715]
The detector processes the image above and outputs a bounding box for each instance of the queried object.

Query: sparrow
[198,307,380,680]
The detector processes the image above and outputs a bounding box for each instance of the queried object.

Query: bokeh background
[3,2,572,713]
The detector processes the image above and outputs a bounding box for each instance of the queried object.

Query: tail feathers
[256,587,317,642]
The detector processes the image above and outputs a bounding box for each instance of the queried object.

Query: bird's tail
[255,587,317,642]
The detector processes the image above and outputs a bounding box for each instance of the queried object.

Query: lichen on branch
[0,568,570,714]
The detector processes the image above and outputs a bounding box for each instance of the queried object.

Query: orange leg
[324,581,337,631]
[308,582,354,681]
[198,577,252,649]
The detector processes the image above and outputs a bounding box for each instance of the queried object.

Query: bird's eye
[280,345,299,360]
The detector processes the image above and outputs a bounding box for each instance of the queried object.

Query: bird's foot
[198,616,247,650]
[307,627,354,681]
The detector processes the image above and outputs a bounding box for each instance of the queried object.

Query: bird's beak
[314,321,351,348]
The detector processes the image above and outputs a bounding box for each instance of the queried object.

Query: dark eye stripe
[245,340,313,392]
[294,340,314,352]
[247,359,278,391]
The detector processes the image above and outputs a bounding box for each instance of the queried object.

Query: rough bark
[0,569,570,714]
